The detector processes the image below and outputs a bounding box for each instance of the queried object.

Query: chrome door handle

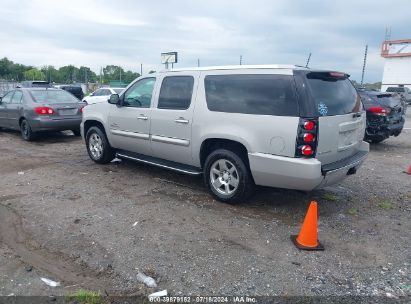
[175,118,189,124]
[137,115,148,121]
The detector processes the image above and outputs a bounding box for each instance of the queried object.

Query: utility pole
[305,53,312,68]
[240,55,243,65]
[197,59,200,67]
[100,67,102,86]
[119,68,122,82]
[140,63,143,76]
[361,45,368,86]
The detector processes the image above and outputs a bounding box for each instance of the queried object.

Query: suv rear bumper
[248,141,369,191]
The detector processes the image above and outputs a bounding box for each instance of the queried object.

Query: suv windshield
[306,72,361,116]
[30,90,79,103]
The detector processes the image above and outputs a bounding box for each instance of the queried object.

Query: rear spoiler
[306,71,349,81]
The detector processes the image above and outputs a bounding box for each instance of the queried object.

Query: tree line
[0,57,145,84]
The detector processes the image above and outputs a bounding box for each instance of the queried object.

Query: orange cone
[291,201,324,251]
[404,165,411,175]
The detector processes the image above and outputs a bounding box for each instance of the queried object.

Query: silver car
[81,65,369,203]
[0,88,83,141]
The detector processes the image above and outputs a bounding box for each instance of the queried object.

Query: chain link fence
[0,80,18,97]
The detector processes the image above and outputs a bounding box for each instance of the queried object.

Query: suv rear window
[306,72,361,116]
[204,74,299,116]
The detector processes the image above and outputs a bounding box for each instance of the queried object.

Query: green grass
[378,199,394,210]
[65,289,103,304]
[348,208,358,216]
[322,193,338,202]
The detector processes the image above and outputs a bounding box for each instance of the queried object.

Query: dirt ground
[0,110,410,301]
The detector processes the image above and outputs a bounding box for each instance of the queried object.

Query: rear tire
[204,149,254,204]
[86,126,115,164]
[20,119,36,141]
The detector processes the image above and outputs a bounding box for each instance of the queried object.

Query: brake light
[368,107,390,116]
[295,118,318,158]
[304,121,315,130]
[80,106,84,113]
[329,72,346,78]
[303,133,315,143]
[301,145,313,156]
[34,107,55,115]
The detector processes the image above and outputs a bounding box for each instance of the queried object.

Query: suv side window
[123,78,155,108]
[204,74,299,116]
[1,91,14,104]
[158,76,194,110]
[11,91,23,103]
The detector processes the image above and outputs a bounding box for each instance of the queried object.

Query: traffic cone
[291,201,324,251]
[404,165,411,175]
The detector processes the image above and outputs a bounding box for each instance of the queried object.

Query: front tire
[204,149,254,204]
[20,119,36,141]
[86,126,115,164]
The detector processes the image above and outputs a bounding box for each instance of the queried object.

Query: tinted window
[204,74,298,116]
[11,91,23,104]
[123,78,155,108]
[1,91,14,103]
[386,87,404,92]
[306,73,360,116]
[30,90,79,103]
[158,76,194,110]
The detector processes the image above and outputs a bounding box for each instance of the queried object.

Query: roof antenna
[360,44,368,86]
[305,53,312,68]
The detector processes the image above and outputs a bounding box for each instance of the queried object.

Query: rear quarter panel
[191,69,299,167]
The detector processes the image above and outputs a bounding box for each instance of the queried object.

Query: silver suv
[81,65,369,203]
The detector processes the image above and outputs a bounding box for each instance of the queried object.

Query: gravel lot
[0,109,410,301]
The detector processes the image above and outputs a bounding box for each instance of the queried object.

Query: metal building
[381,39,411,91]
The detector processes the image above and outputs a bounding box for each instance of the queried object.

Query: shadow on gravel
[0,129,79,144]
[117,158,343,225]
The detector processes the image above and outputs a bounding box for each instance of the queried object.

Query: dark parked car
[359,90,405,143]
[386,86,411,105]
[0,88,83,141]
[19,81,53,88]
[59,85,84,100]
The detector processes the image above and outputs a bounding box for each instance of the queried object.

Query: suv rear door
[150,72,198,165]
[302,72,365,165]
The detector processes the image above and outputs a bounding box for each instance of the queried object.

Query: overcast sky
[1,0,409,82]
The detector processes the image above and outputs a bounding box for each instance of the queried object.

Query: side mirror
[90,92,94,96]
[108,94,120,105]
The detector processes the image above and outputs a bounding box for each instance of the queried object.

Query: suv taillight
[295,118,318,158]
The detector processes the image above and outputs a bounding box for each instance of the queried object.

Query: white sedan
[82,88,124,105]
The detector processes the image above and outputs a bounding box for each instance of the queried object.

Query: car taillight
[34,107,55,115]
[295,118,318,158]
[368,107,390,116]
[80,106,84,113]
